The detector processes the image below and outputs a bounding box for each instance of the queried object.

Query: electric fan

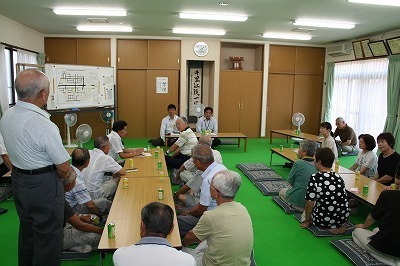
[191,103,205,118]
[292,112,305,133]
[100,110,114,135]
[64,113,78,148]
[76,124,92,148]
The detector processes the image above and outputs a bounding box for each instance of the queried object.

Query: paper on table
[137,152,152,157]
[126,168,139,172]
[292,149,299,153]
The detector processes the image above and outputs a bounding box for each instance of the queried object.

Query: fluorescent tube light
[293,19,355,29]
[262,33,312,40]
[54,8,127,16]
[77,25,132,32]
[347,0,400,6]
[179,12,247,22]
[173,28,226,35]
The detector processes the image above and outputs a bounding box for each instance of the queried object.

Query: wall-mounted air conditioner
[326,42,351,57]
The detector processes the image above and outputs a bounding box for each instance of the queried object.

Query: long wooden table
[270,147,386,206]
[270,129,322,144]
[98,148,181,264]
[340,173,386,207]
[98,177,181,249]
[165,132,248,152]
[269,148,353,174]
[124,149,168,178]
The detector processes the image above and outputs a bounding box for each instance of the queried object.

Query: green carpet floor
[0,138,372,265]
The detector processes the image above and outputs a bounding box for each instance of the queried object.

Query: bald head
[192,144,214,164]
[199,135,212,147]
[15,69,50,101]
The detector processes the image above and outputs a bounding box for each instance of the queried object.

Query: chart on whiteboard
[45,64,115,110]
[57,69,99,102]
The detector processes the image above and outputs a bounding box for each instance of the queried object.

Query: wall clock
[194,42,209,57]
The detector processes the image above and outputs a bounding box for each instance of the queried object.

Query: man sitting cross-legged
[63,169,103,253]
[113,202,196,266]
[177,144,226,238]
[66,148,112,217]
[182,170,254,266]
[173,135,223,209]
[83,136,126,200]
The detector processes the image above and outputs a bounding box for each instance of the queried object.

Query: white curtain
[17,49,37,64]
[0,45,9,116]
[330,58,388,141]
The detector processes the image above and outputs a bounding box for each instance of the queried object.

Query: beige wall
[180,39,221,120]
[0,14,44,53]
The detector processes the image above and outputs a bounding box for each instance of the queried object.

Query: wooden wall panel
[44,38,77,64]
[219,71,241,133]
[295,47,325,75]
[148,40,180,69]
[293,75,324,135]
[269,45,296,73]
[77,38,111,67]
[117,70,147,137]
[146,70,179,138]
[117,40,148,68]
[265,74,294,136]
[240,72,262,138]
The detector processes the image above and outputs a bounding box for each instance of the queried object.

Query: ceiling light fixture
[262,33,312,40]
[173,28,226,35]
[347,0,400,6]
[293,19,355,29]
[179,12,247,21]
[76,25,132,32]
[54,8,127,16]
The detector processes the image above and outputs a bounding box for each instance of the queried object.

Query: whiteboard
[45,64,115,110]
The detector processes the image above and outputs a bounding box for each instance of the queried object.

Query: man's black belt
[13,165,57,175]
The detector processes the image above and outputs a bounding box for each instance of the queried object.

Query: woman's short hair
[299,139,318,157]
[358,134,376,151]
[315,148,335,168]
[377,132,395,148]
[320,122,334,137]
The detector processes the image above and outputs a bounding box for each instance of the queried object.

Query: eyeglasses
[208,179,220,193]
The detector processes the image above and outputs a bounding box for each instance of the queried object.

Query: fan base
[64,144,78,148]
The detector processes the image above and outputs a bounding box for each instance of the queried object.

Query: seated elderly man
[196,107,221,148]
[107,120,144,162]
[149,104,179,147]
[113,202,196,266]
[353,163,400,265]
[165,117,198,169]
[173,135,223,209]
[334,117,358,153]
[83,136,126,200]
[279,139,317,212]
[177,144,227,238]
[63,170,103,253]
[66,148,112,216]
[182,170,254,266]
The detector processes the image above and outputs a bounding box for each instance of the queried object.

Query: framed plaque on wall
[368,40,389,57]
[386,36,400,55]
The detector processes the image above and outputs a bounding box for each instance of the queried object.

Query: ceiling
[1,0,400,45]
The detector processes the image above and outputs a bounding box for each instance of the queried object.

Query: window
[331,58,388,141]
[4,47,38,106]
[4,47,17,105]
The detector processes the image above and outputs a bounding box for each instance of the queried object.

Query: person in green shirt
[279,139,318,211]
